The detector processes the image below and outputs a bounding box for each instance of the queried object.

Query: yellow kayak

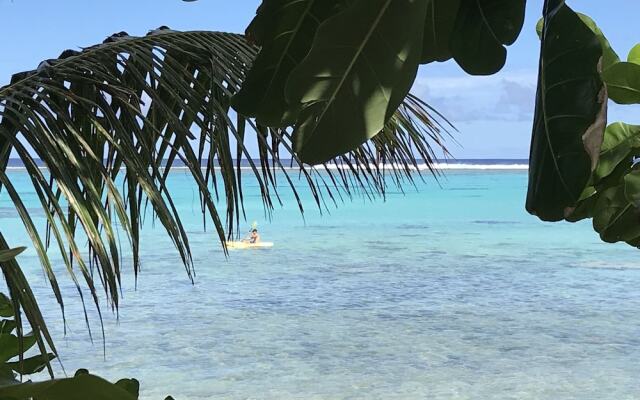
[226,241,274,249]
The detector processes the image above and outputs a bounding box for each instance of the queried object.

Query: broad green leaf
[286,0,427,164]
[6,353,56,375]
[0,332,37,363]
[565,186,598,223]
[0,373,137,400]
[243,1,279,45]
[0,365,16,385]
[0,234,57,378]
[577,14,620,71]
[421,0,461,63]
[539,13,621,71]
[592,181,640,243]
[115,378,140,398]
[625,170,640,207]
[0,294,12,318]
[628,43,640,64]
[526,0,606,221]
[232,0,347,126]
[0,247,25,263]
[602,62,640,104]
[0,319,16,334]
[595,122,640,181]
[451,0,526,75]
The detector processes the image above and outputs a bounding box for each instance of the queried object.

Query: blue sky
[1,0,639,159]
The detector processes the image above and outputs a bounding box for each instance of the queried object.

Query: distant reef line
[5,158,529,170]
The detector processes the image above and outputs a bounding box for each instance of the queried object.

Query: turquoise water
[2,168,640,399]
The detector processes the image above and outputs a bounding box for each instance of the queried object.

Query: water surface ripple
[2,170,639,399]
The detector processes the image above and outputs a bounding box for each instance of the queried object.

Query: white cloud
[411,70,538,123]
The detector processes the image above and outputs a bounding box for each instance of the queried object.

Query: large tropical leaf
[0,332,37,363]
[602,44,640,104]
[564,123,640,241]
[6,353,57,375]
[629,44,640,64]
[570,123,640,245]
[231,0,348,126]
[0,27,451,344]
[0,235,56,378]
[450,0,526,75]
[526,0,606,221]
[536,13,620,72]
[595,122,640,181]
[0,294,12,318]
[0,371,137,400]
[577,14,620,71]
[420,0,461,63]
[592,179,640,244]
[286,0,428,165]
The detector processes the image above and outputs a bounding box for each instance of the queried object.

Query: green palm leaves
[0,29,257,323]
[0,26,450,335]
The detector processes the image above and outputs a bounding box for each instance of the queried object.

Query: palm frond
[0,28,451,341]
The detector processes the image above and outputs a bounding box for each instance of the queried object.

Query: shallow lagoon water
[2,168,640,399]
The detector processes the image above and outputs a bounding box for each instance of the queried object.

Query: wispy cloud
[411,70,538,123]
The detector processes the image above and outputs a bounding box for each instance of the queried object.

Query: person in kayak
[243,228,261,244]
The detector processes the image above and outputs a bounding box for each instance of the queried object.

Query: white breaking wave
[316,162,528,171]
[5,162,529,171]
[429,163,528,170]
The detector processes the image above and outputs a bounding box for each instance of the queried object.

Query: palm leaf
[0,28,450,350]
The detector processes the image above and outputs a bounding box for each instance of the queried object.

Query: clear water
[2,168,640,399]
